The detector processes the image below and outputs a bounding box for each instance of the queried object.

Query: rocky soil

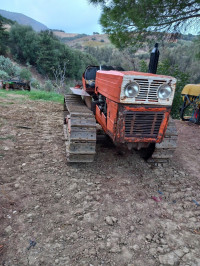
[0,93,200,266]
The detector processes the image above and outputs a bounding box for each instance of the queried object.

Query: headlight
[157,84,172,100]
[124,82,140,98]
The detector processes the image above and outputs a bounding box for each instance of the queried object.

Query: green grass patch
[0,89,63,103]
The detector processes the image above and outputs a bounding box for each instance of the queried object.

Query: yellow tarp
[181,84,200,96]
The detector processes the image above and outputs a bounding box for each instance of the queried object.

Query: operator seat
[84,66,100,89]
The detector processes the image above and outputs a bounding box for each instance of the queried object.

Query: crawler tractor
[63,47,178,165]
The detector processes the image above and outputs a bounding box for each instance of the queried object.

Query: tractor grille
[125,112,164,138]
[134,79,166,102]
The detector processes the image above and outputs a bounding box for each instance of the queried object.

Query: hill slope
[53,30,111,50]
[0,9,48,32]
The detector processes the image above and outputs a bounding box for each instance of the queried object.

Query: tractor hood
[95,70,176,106]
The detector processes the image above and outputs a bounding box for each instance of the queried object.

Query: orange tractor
[63,46,177,165]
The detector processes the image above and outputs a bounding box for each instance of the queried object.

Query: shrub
[19,68,32,81]
[30,78,41,89]
[0,56,19,77]
[0,70,9,80]
[44,80,54,92]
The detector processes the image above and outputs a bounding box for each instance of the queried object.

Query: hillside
[0,9,48,32]
[53,30,111,50]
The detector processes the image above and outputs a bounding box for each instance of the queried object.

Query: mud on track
[0,94,200,266]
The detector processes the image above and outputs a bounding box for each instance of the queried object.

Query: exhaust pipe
[148,43,160,74]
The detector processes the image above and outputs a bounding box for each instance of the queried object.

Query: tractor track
[148,117,178,166]
[63,94,96,162]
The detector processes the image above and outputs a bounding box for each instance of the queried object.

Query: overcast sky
[0,0,103,34]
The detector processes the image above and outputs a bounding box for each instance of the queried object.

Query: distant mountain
[0,9,48,32]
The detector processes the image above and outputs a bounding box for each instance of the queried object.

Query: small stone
[149,248,157,256]
[130,226,135,232]
[146,234,152,241]
[4,147,9,151]
[70,232,78,240]
[105,216,118,226]
[174,249,184,258]
[5,225,12,233]
[182,247,189,253]
[160,238,167,245]
[69,183,77,191]
[55,259,59,264]
[157,247,164,253]
[22,163,26,166]
[98,242,105,250]
[89,248,96,255]
[131,244,139,251]
[122,246,132,260]
[34,205,40,210]
[27,213,33,218]
[14,183,20,188]
[159,252,179,265]
[110,245,121,253]
[55,193,62,199]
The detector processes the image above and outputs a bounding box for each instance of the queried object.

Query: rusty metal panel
[124,112,164,138]
[106,99,118,139]
[115,105,170,143]
[95,105,107,132]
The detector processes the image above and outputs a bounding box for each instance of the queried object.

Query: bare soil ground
[0,94,200,266]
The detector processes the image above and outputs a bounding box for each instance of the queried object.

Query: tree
[9,24,40,64]
[0,17,9,55]
[36,30,62,77]
[52,62,67,92]
[89,0,200,48]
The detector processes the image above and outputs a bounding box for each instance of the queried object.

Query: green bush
[30,78,41,89]
[19,68,32,81]
[139,60,148,72]
[44,80,54,92]
[0,56,19,77]
[0,70,9,79]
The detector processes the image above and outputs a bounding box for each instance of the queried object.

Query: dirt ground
[0,93,200,266]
